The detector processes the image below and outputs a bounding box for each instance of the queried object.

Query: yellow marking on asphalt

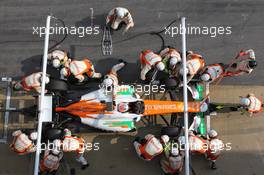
[110,137,119,144]
[18,100,25,127]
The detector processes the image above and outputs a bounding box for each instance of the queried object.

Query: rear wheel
[163,78,178,90]
[43,127,64,141]
[161,126,182,138]
[46,78,68,92]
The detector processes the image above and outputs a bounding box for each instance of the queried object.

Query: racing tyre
[44,128,64,140]
[164,78,177,90]
[46,79,68,92]
[65,122,81,134]
[161,126,182,138]
[70,168,76,175]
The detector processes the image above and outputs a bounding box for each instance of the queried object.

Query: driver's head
[118,102,129,113]
[200,102,208,112]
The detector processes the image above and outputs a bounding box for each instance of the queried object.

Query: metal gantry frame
[181,17,190,175]
[0,77,13,143]
[33,15,51,175]
[205,82,211,136]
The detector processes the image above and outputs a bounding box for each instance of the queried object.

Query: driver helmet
[200,102,208,112]
[118,102,129,113]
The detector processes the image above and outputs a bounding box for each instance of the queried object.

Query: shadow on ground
[54,125,264,175]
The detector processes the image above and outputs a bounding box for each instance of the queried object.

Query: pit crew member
[10,130,37,155]
[140,50,165,81]
[48,49,71,68]
[13,72,50,93]
[39,139,63,175]
[106,7,134,34]
[133,134,168,161]
[102,60,126,88]
[160,47,182,74]
[240,93,263,116]
[200,63,225,83]
[60,58,102,82]
[226,49,257,76]
[62,129,89,169]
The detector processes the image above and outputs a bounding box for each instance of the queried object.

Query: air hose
[111,19,179,53]
[48,16,68,52]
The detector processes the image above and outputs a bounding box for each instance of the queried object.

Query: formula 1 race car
[0,77,207,135]
[46,79,206,132]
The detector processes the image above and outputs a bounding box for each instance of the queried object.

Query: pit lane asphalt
[0,0,264,85]
[0,1,264,175]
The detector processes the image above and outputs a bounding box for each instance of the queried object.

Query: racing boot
[211,161,217,170]
[231,63,237,68]
[118,59,127,66]
[93,72,102,79]
[13,81,23,91]
[134,137,140,142]
[76,155,89,170]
